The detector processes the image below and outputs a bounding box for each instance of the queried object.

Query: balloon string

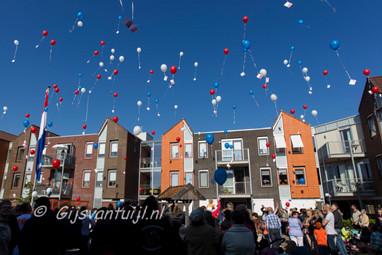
[251,95,259,107]
[49,91,55,104]
[178,55,182,69]
[147,97,150,110]
[116,23,121,34]
[274,102,278,116]
[131,0,134,20]
[90,80,98,93]
[220,55,227,76]
[49,46,53,62]
[77,93,83,108]
[156,104,160,117]
[119,0,125,12]
[315,116,320,124]
[174,109,177,119]
[288,51,293,65]
[243,23,247,41]
[324,0,336,13]
[72,95,77,106]
[86,55,94,64]
[85,93,90,122]
[70,18,78,33]
[138,106,140,122]
[12,45,18,63]
[248,50,258,70]
[193,66,197,81]
[137,52,141,69]
[242,52,247,74]
[336,51,352,80]
[233,110,236,125]
[147,74,151,83]
[35,36,45,48]
[113,97,116,113]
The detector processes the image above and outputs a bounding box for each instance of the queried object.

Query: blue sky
[0,0,381,137]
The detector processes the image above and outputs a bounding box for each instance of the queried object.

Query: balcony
[35,183,73,199]
[216,168,251,197]
[216,148,249,165]
[140,157,161,168]
[318,140,366,163]
[41,153,76,169]
[323,178,375,197]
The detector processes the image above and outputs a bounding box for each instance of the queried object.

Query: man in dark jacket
[331,203,347,255]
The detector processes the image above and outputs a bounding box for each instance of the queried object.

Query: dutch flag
[35,88,49,181]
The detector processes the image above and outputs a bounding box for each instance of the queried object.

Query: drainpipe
[350,142,363,209]
[247,148,253,211]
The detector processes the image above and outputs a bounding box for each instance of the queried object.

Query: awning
[290,135,304,148]
[52,144,68,150]
[274,135,287,149]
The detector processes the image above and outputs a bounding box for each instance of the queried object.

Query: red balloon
[59,97,63,102]
[114,93,118,98]
[363,69,370,76]
[31,126,37,133]
[290,109,295,114]
[52,159,61,168]
[372,86,379,94]
[303,105,307,109]
[210,89,215,95]
[113,116,119,123]
[139,187,143,192]
[83,124,87,129]
[113,70,118,75]
[53,84,58,89]
[176,137,181,142]
[100,41,105,46]
[124,156,127,160]
[76,197,80,201]
[50,40,56,46]
[42,30,48,36]
[151,131,155,135]
[224,48,229,55]
[13,166,18,171]
[150,70,154,74]
[55,88,59,93]
[271,154,276,159]
[263,84,268,89]
[75,90,79,95]
[286,202,290,207]
[170,66,177,75]
[25,113,30,118]
[266,142,270,147]
[243,16,248,23]
[180,144,182,148]
[30,149,35,155]
[94,50,99,56]
[97,74,101,79]
[323,70,328,76]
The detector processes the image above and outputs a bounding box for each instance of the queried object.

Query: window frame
[28,146,36,161]
[198,141,208,158]
[170,143,179,160]
[107,170,117,188]
[294,167,307,186]
[257,137,269,156]
[199,170,209,188]
[290,134,304,154]
[12,173,21,189]
[170,171,179,186]
[367,114,377,138]
[278,168,289,186]
[185,143,193,158]
[95,171,103,187]
[16,146,25,161]
[376,155,382,179]
[260,167,272,187]
[82,170,91,188]
[85,142,93,159]
[98,143,106,157]
[110,141,118,158]
[24,174,31,188]
[185,172,193,185]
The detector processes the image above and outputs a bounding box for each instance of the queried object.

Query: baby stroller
[342,227,360,255]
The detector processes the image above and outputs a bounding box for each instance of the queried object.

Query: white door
[93,171,103,208]
[233,140,243,161]
[221,140,233,161]
[223,170,235,194]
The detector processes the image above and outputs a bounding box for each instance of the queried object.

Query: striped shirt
[266,212,281,230]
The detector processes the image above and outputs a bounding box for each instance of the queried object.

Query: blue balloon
[242,40,251,49]
[214,168,228,185]
[297,60,302,65]
[155,99,159,104]
[147,92,151,97]
[93,143,99,149]
[249,89,254,95]
[290,46,295,51]
[79,86,82,90]
[47,121,53,127]
[242,47,248,52]
[224,143,230,149]
[23,119,30,128]
[214,82,219,88]
[232,104,236,110]
[224,129,228,134]
[44,107,48,112]
[229,145,233,149]
[205,133,215,145]
[78,73,82,78]
[299,178,305,184]
[77,12,83,19]
[118,16,122,21]
[117,201,122,207]
[329,40,340,51]
[298,19,303,25]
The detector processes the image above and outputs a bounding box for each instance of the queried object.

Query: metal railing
[41,153,76,168]
[318,140,366,161]
[35,183,73,198]
[216,148,249,163]
[140,157,161,168]
[218,181,251,195]
[323,178,375,197]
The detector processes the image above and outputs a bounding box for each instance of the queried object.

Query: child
[206,199,215,211]
[314,222,330,255]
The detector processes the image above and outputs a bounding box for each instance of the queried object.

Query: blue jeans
[327,235,338,255]
[335,229,348,255]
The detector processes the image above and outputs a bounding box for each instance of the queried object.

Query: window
[185,172,193,184]
[98,143,105,157]
[170,172,179,186]
[82,170,91,187]
[376,156,382,178]
[199,170,209,188]
[85,143,93,158]
[295,167,306,185]
[185,143,192,158]
[368,115,377,138]
[12,173,21,188]
[28,147,35,160]
[110,141,118,157]
[377,109,382,134]
[198,142,207,158]
[17,147,25,161]
[258,138,269,155]
[96,172,103,187]
[274,136,286,154]
[278,169,288,185]
[233,140,243,160]
[24,174,31,188]
[171,144,179,159]
[290,135,304,154]
[260,168,272,187]
[108,170,117,187]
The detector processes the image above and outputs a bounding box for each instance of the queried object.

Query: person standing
[288,211,304,246]
[314,222,330,255]
[265,207,282,248]
[322,204,338,255]
[359,209,370,228]
[376,209,382,231]
[0,200,12,255]
[331,203,347,255]
[351,205,361,229]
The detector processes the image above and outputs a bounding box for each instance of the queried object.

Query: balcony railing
[323,178,375,197]
[218,181,251,196]
[216,148,249,164]
[140,157,161,168]
[35,183,73,198]
[41,153,75,169]
[318,140,366,162]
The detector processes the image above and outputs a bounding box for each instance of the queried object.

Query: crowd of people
[0,197,382,255]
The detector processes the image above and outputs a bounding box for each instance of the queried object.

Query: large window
[295,167,306,185]
[98,143,105,157]
[12,173,21,188]
[290,135,304,154]
[170,171,179,186]
[96,172,103,187]
[199,170,209,188]
[82,170,91,187]
[278,169,288,185]
[376,156,382,179]
[258,138,269,155]
[17,147,25,161]
[185,143,192,158]
[140,170,161,195]
[260,168,272,187]
[85,143,93,158]
[108,170,117,187]
[185,172,193,184]
[110,141,118,157]
[171,144,179,159]
[198,141,207,158]
[377,109,382,134]
[368,115,377,138]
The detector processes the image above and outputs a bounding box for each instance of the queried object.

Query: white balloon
[312,110,318,117]
[3,106,8,111]
[260,69,267,76]
[212,99,217,105]
[81,88,86,93]
[110,55,115,61]
[133,126,141,135]
[305,76,311,82]
[111,48,115,54]
[302,67,308,73]
[119,56,124,62]
[300,115,304,119]
[137,47,142,53]
[161,64,167,73]
[137,101,142,107]
[179,52,184,56]
[216,96,222,102]
[270,94,278,102]
[77,21,83,27]
[283,59,288,65]
[32,191,38,198]
[99,62,104,67]
[174,105,178,109]
[194,62,198,67]
[14,40,19,46]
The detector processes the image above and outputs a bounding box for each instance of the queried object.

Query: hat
[190,207,204,224]
[315,222,322,229]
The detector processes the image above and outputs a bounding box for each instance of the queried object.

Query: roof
[0,130,16,142]
[157,183,206,201]
[272,110,311,128]
[368,76,382,89]
[162,118,193,136]
[359,76,382,112]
